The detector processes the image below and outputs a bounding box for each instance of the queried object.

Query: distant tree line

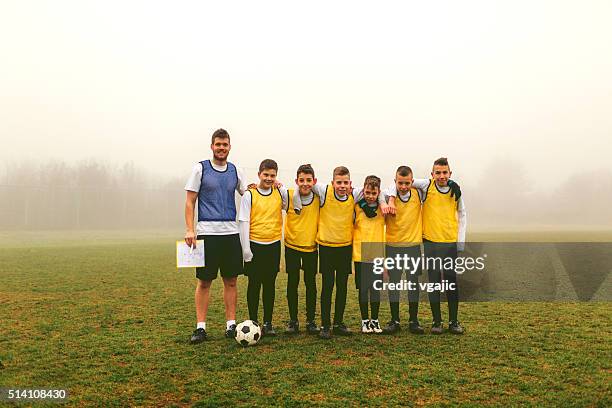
[0,159,610,230]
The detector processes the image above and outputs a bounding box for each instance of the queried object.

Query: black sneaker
[225,324,237,339]
[430,322,444,335]
[382,320,401,335]
[332,322,352,336]
[319,326,331,340]
[306,320,320,335]
[285,320,299,334]
[408,321,425,335]
[190,328,208,344]
[448,321,465,335]
[263,322,276,337]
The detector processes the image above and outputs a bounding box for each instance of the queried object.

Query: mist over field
[1,1,611,231]
[1,159,610,231]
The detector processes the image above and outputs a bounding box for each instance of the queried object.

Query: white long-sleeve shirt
[292,182,386,212]
[238,186,288,262]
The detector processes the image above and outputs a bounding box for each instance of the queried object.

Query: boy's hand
[380,202,393,215]
[387,196,397,215]
[273,180,284,188]
[185,230,196,248]
[247,183,257,190]
[243,248,253,262]
[448,180,461,201]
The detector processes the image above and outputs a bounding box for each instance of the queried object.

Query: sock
[197,322,206,330]
[226,320,236,330]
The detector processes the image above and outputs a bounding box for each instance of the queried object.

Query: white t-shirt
[184,161,247,235]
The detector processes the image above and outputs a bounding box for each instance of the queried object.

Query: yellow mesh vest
[352,204,385,262]
[284,189,319,252]
[316,185,354,247]
[249,187,283,243]
[422,179,458,243]
[385,187,422,246]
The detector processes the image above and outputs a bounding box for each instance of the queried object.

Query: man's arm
[457,197,467,252]
[184,191,198,247]
[238,191,253,262]
[184,163,202,247]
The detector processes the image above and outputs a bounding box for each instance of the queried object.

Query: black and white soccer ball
[235,320,261,347]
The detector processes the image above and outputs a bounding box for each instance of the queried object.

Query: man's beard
[213,151,228,162]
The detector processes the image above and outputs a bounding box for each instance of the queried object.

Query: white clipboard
[176,240,205,268]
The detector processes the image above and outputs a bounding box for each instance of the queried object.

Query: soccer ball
[235,320,261,347]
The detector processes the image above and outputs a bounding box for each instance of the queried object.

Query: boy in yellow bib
[382,166,425,335]
[284,164,320,335]
[238,159,288,336]
[353,175,386,334]
[388,157,466,334]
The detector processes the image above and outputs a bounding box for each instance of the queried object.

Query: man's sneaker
[263,322,277,337]
[285,320,300,334]
[361,320,373,334]
[225,324,237,339]
[319,326,331,340]
[190,328,208,344]
[332,322,352,336]
[448,321,465,335]
[382,320,401,335]
[408,321,425,335]
[306,321,320,335]
[370,320,383,334]
[430,322,444,335]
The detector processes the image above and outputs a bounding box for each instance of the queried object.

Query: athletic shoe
[190,328,208,344]
[448,321,465,335]
[408,321,425,335]
[332,322,352,336]
[263,322,277,337]
[285,320,300,335]
[382,320,401,335]
[361,320,373,334]
[370,320,383,334]
[225,324,237,339]
[430,322,444,335]
[319,326,332,340]
[306,321,320,335]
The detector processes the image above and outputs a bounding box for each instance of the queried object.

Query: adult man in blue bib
[184,128,247,343]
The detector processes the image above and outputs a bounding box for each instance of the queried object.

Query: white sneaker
[361,320,373,333]
[370,320,383,334]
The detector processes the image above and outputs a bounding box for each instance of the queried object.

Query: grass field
[0,231,611,407]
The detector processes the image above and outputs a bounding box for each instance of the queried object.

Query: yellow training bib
[249,187,283,243]
[316,184,354,247]
[386,187,422,246]
[353,204,385,262]
[422,179,458,243]
[285,189,319,252]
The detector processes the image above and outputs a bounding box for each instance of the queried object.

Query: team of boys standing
[185,129,466,344]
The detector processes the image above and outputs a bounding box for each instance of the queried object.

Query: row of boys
[237,158,466,339]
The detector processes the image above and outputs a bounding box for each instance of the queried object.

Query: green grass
[0,232,610,407]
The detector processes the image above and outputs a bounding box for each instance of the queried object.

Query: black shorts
[385,244,423,277]
[318,244,352,275]
[195,234,243,281]
[245,241,281,277]
[285,247,318,275]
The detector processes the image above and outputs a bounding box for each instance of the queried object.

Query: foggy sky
[1,1,611,191]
